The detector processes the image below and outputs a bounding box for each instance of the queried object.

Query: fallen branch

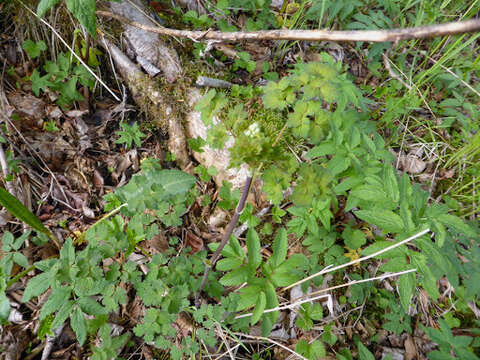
[97,11,480,43]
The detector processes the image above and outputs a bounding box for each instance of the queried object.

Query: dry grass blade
[282,228,430,291]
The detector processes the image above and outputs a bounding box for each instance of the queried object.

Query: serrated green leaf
[78,297,108,315]
[22,271,52,302]
[155,170,196,196]
[219,266,248,286]
[431,220,447,247]
[40,286,72,320]
[216,257,243,271]
[310,340,326,358]
[342,227,366,250]
[271,228,287,268]
[398,272,415,312]
[437,214,476,238]
[71,307,87,345]
[65,0,97,37]
[357,341,375,360]
[247,228,261,272]
[22,39,47,59]
[351,185,388,202]
[37,0,61,17]
[355,209,404,233]
[251,291,266,326]
[305,142,336,159]
[51,300,74,330]
[383,165,400,203]
[237,286,261,311]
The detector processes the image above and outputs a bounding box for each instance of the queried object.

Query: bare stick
[196,76,233,89]
[97,11,480,43]
[282,228,430,291]
[195,176,253,305]
[302,268,418,300]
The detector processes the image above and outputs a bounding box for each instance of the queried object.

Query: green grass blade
[0,187,58,245]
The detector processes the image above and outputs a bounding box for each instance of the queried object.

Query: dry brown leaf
[404,335,417,360]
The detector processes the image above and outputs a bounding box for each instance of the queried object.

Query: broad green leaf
[357,341,375,360]
[251,291,266,326]
[342,227,366,250]
[262,282,279,336]
[22,271,52,302]
[22,40,47,59]
[437,214,476,238]
[271,228,287,268]
[398,272,415,312]
[310,340,326,359]
[247,229,262,272]
[236,286,261,311]
[51,300,74,330]
[0,292,10,324]
[71,307,87,345]
[65,0,97,37]
[0,187,53,238]
[431,220,447,247]
[383,165,399,203]
[219,266,248,286]
[270,271,299,287]
[40,286,72,320]
[60,238,75,265]
[305,142,336,159]
[13,252,28,268]
[78,297,108,316]
[355,209,404,233]
[351,185,388,202]
[37,0,61,17]
[216,257,243,271]
[155,170,196,196]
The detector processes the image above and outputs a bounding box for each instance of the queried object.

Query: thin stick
[235,293,330,319]
[97,11,480,43]
[302,268,418,300]
[282,228,430,291]
[195,175,253,305]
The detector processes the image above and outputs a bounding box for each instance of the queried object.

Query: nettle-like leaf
[246,229,262,274]
[355,209,405,234]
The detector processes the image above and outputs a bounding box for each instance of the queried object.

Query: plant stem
[195,175,253,306]
[7,265,35,289]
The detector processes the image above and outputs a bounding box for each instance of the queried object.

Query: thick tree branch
[97,11,480,42]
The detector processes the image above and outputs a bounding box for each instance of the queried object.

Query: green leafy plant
[115,122,147,149]
[37,0,97,36]
[233,51,257,74]
[22,39,47,59]
[25,45,95,109]
[421,319,480,360]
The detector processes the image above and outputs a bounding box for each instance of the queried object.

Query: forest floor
[0,0,479,359]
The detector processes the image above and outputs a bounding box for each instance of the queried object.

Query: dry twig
[97,12,480,43]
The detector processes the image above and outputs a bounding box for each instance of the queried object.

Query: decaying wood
[97,11,480,43]
[109,0,182,82]
[99,36,190,169]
